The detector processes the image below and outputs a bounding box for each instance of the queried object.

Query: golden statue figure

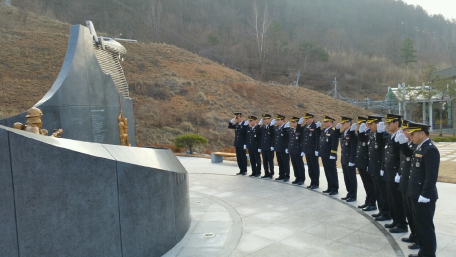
[13,107,63,137]
[118,93,130,146]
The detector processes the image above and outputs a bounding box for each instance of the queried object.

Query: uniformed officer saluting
[288,117,306,185]
[246,116,262,177]
[228,112,248,175]
[339,116,358,202]
[259,114,275,179]
[377,114,408,233]
[395,120,420,250]
[406,122,440,257]
[355,116,377,211]
[297,113,321,189]
[366,115,392,221]
[316,115,339,195]
[273,114,290,182]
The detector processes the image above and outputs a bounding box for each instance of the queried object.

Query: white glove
[350,123,357,131]
[315,151,319,156]
[285,149,289,154]
[270,147,274,151]
[230,118,235,123]
[349,162,355,167]
[396,133,408,144]
[316,121,321,128]
[336,123,341,129]
[301,152,305,157]
[377,122,385,133]
[270,119,276,126]
[380,170,384,176]
[298,117,304,125]
[395,173,400,183]
[258,149,261,153]
[284,122,290,128]
[243,145,247,150]
[259,119,263,126]
[243,120,249,126]
[359,123,367,133]
[418,195,430,203]
[330,156,336,160]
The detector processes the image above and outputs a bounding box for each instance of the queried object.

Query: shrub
[174,134,208,154]
[432,136,456,142]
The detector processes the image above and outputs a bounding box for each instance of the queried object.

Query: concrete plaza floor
[164,156,456,257]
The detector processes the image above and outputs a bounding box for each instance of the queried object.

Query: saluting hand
[359,123,367,133]
[316,121,321,128]
[350,123,357,131]
[230,117,236,123]
[377,122,385,133]
[258,119,263,126]
[298,117,304,125]
[336,123,341,130]
[243,120,249,126]
[396,133,408,144]
[284,122,290,128]
[270,119,277,126]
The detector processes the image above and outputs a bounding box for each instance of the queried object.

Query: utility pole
[333,77,338,98]
[296,70,301,87]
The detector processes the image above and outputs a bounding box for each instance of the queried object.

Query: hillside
[0,4,371,150]
[10,0,456,100]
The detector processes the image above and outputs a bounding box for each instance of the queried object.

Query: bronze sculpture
[118,93,130,146]
[12,107,63,137]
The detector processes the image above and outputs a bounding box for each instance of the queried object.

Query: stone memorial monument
[0,21,190,257]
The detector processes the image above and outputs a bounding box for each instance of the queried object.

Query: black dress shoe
[385,222,397,229]
[408,254,418,257]
[298,180,304,185]
[341,196,349,200]
[322,189,331,193]
[371,212,382,217]
[283,178,290,182]
[346,198,356,202]
[269,175,274,179]
[310,185,319,189]
[329,191,338,196]
[242,172,247,175]
[408,243,420,250]
[261,175,269,178]
[307,185,312,188]
[236,172,243,175]
[249,174,255,177]
[275,176,284,180]
[358,203,368,209]
[375,215,392,221]
[389,227,408,233]
[255,174,261,177]
[291,180,299,184]
[363,205,377,211]
[401,237,414,243]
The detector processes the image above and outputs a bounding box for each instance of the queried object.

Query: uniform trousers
[373,175,391,217]
[235,147,247,173]
[305,153,319,186]
[290,154,305,181]
[321,157,339,192]
[342,164,357,199]
[261,150,274,176]
[248,149,262,175]
[386,181,407,228]
[402,192,419,244]
[359,169,376,205]
[412,201,437,257]
[276,151,290,178]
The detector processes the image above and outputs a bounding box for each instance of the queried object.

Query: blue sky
[403,0,456,20]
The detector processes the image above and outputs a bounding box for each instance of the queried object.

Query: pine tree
[400,37,417,67]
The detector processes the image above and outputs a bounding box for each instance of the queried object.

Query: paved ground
[435,142,456,162]
[164,157,456,257]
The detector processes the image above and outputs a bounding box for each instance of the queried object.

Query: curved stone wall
[0,125,190,257]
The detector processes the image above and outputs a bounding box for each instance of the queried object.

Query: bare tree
[148,0,163,41]
[248,1,272,64]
